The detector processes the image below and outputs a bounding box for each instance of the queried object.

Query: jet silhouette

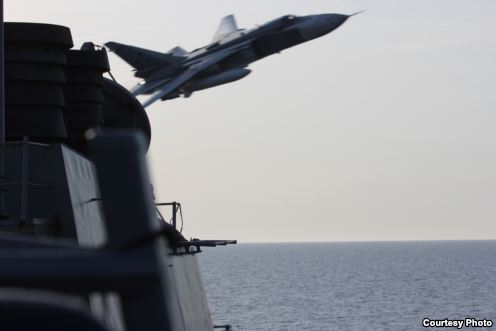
[106,13,358,107]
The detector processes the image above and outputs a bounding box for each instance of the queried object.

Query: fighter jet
[105,12,358,107]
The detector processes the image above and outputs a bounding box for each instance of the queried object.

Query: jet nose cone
[321,13,349,31]
[298,13,349,41]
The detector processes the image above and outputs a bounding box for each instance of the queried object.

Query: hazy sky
[6,0,496,242]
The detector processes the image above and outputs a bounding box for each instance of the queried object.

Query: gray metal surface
[62,146,106,246]
[0,133,216,330]
[4,142,78,237]
[62,146,123,330]
[90,131,214,331]
[169,254,214,330]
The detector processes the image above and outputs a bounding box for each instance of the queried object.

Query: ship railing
[155,201,182,232]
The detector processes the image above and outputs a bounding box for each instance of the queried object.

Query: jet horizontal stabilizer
[105,41,184,72]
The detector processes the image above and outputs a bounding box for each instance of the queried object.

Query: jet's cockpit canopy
[281,15,298,26]
[252,14,300,32]
[278,15,301,29]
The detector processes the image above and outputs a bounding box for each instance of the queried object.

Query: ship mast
[0,0,6,218]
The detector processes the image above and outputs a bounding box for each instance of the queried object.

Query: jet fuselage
[106,13,352,106]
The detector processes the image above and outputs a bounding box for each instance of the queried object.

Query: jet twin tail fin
[212,15,238,42]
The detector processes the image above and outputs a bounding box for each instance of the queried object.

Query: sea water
[198,241,496,330]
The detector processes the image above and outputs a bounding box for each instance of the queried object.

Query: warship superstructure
[0,14,234,331]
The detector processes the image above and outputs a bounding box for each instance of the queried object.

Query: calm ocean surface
[198,241,496,330]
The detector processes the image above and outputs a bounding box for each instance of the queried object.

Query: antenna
[350,10,366,17]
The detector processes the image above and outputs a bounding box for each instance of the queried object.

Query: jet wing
[142,47,241,107]
[105,42,184,73]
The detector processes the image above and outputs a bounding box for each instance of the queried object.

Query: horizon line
[233,239,496,244]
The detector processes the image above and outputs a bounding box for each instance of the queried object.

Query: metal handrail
[156,201,182,232]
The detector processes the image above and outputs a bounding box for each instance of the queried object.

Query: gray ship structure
[106,12,357,107]
[0,20,234,331]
